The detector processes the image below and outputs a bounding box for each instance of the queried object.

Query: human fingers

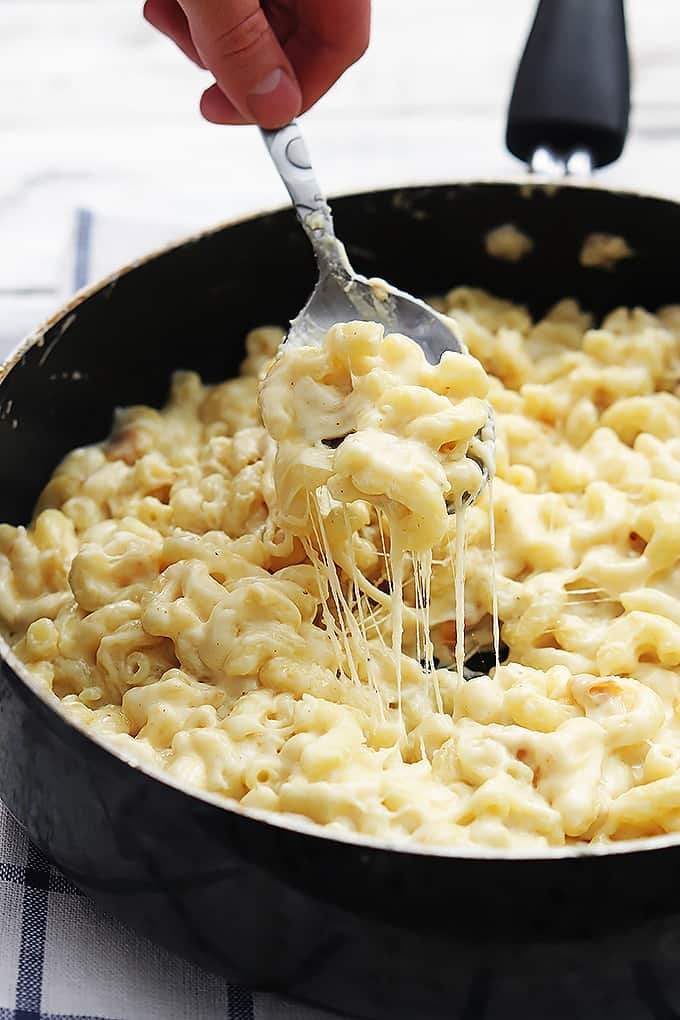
[179,0,302,127]
[284,0,370,112]
[200,82,248,124]
[143,0,205,67]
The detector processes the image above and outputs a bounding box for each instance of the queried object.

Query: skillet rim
[2,176,679,865]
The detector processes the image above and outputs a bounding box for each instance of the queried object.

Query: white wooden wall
[2,1,679,353]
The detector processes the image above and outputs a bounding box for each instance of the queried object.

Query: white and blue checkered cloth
[0,803,344,1019]
[0,209,348,1020]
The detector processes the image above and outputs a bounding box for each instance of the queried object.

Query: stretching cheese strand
[259,321,489,727]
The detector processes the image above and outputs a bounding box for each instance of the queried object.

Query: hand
[144,0,371,128]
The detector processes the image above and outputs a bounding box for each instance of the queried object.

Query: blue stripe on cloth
[47,870,81,896]
[1,1012,128,1020]
[0,862,80,896]
[0,864,26,885]
[227,984,254,1020]
[73,208,93,291]
[14,844,50,1018]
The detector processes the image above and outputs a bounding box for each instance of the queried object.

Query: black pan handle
[506,0,630,170]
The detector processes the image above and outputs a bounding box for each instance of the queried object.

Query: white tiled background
[2,0,680,358]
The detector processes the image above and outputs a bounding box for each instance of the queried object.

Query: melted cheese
[258,321,490,729]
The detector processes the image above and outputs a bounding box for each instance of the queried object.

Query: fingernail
[247,68,301,126]
[250,68,284,96]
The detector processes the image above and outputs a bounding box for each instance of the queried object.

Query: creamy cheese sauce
[4,289,680,850]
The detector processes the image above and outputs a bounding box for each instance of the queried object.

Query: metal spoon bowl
[260,121,495,502]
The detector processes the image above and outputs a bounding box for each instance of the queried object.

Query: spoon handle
[260,122,350,276]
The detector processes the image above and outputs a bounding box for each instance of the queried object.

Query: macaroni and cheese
[3,286,680,852]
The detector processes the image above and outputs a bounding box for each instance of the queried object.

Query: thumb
[179,0,302,127]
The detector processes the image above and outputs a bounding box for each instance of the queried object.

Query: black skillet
[3,3,679,1018]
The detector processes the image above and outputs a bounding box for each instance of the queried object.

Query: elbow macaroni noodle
[4,288,680,851]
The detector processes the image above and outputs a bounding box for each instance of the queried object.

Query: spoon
[260,120,495,500]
